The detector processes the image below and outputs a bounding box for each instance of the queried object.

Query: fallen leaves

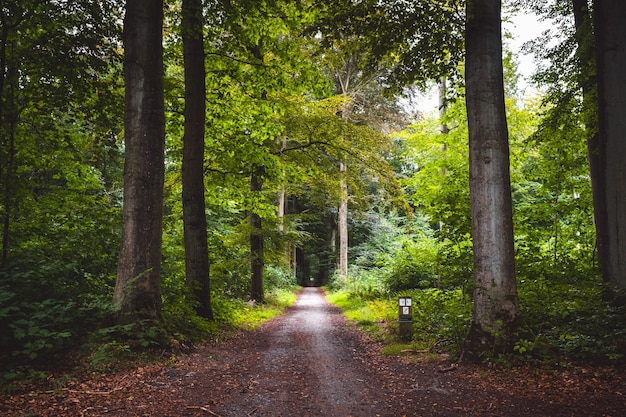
[1,290,625,417]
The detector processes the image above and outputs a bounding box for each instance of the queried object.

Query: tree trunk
[572,0,603,275]
[0,32,15,268]
[277,185,285,233]
[338,162,348,278]
[463,0,519,358]
[333,55,357,281]
[438,76,449,135]
[593,0,626,292]
[182,0,212,319]
[250,167,264,302]
[112,0,165,323]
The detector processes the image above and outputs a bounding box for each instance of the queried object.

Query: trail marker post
[398,296,413,341]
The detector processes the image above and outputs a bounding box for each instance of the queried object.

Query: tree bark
[438,76,449,135]
[463,0,519,358]
[112,0,165,323]
[593,0,626,292]
[338,162,348,278]
[182,0,212,319]
[572,0,603,276]
[0,33,15,268]
[333,54,357,281]
[250,167,265,302]
[182,0,213,320]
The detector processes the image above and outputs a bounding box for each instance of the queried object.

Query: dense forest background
[1,0,625,388]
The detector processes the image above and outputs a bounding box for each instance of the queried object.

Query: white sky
[505,11,553,94]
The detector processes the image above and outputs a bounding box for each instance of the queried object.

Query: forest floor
[2,287,625,417]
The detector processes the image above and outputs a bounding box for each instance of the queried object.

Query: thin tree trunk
[182,0,212,319]
[2,115,15,268]
[592,0,626,291]
[113,0,165,323]
[438,76,449,135]
[250,167,264,302]
[0,34,13,268]
[338,162,348,278]
[463,0,519,358]
[277,185,285,233]
[333,54,357,281]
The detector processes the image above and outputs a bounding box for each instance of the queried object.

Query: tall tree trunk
[333,55,357,281]
[0,31,14,268]
[338,162,348,278]
[593,0,626,292]
[112,0,165,323]
[463,0,519,358]
[182,0,212,319]
[573,0,603,276]
[250,166,264,302]
[2,112,15,269]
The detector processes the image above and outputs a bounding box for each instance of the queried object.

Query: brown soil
[2,287,625,416]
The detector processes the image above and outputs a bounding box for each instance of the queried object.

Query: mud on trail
[3,287,626,417]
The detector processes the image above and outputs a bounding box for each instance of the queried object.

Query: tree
[463,0,519,357]
[112,0,166,322]
[571,1,599,249]
[250,166,265,302]
[592,0,626,293]
[182,0,212,319]
[201,0,330,301]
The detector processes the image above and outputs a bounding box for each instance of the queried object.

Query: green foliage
[311,0,465,92]
[0,0,622,387]
[0,277,114,372]
[94,321,168,350]
[396,100,474,289]
[409,288,472,355]
[89,341,132,371]
[329,60,622,364]
[382,235,439,292]
[265,265,297,292]
[515,277,626,362]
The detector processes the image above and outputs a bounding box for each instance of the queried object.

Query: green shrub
[265,265,297,291]
[383,237,439,292]
[0,280,113,369]
[516,277,626,362]
[408,288,471,355]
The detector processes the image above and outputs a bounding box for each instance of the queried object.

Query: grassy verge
[325,290,395,340]
[325,288,471,361]
[231,287,299,330]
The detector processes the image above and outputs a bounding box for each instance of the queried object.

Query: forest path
[200,287,391,416]
[3,287,626,416]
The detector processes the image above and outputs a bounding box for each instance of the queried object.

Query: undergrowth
[0,286,299,393]
[326,279,626,365]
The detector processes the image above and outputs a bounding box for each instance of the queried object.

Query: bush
[517,277,626,361]
[408,288,471,355]
[383,237,439,292]
[0,275,113,371]
[265,265,297,292]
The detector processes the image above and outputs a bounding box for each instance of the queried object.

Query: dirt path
[207,287,389,416]
[3,287,626,416]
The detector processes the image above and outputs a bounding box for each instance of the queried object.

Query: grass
[325,287,470,361]
[231,287,299,331]
[325,289,396,342]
